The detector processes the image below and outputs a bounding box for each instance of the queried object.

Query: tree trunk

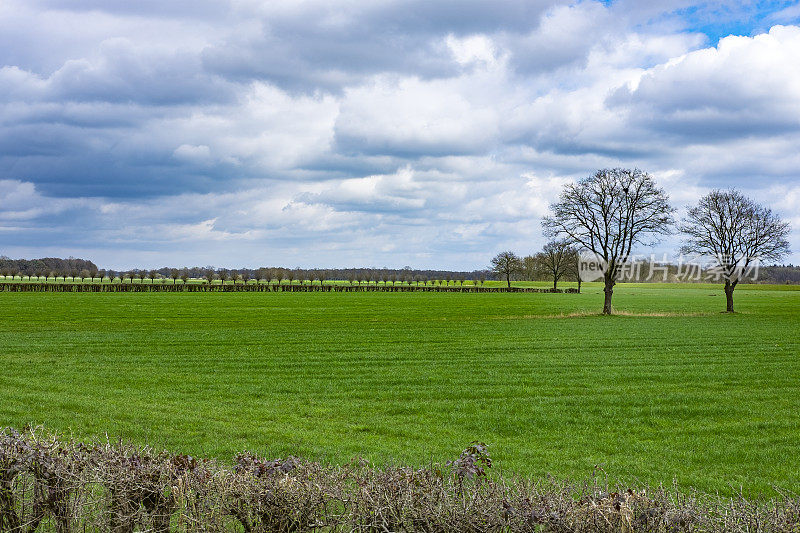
[602,275,614,314]
[506,273,511,288]
[553,278,557,290]
[577,278,582,293]
[724,281,735,312]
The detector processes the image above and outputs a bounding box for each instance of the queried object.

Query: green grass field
[1,283,798,495]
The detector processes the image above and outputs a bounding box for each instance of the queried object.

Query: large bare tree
[490,251,523,288]
[680,189,790,312]
[536,239,574,290]
[543,168,673,314]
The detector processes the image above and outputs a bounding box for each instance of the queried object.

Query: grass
[1,283,798,496]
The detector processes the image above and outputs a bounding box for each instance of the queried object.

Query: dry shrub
[1,428,798,532]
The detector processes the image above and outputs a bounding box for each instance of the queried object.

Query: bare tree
[273,269,285,287]
[543,168,673,314]
[680,189,790,312]
[181,269,190,285]
[522,255,538,281]
[563,248,582,293]
[490,251,523,288]
[535,240,574,290]
[170,268,180,285]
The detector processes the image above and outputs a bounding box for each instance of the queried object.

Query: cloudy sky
[1,0,799,270]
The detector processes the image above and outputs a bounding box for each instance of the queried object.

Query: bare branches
[543,169,673,263]
[542,168,674,313]
[3,427,800,532]
[490,251,523,288]
[680,189,790,311]
[535,239,575,290]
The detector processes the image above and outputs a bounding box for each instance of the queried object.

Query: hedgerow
[1,427,798,532]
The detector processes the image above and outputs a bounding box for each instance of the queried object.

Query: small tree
[543,168,673,314]
[181,269,190,285]
[522,255,538,280]
[204,270,216,285]
[218,269,229,286]
[536,239,574,290]
[680,190,790,312]
[563,249,583,293]
[490,251,523,289]
[171,268,180,285]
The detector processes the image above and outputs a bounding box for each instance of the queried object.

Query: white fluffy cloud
[1,0,799,268]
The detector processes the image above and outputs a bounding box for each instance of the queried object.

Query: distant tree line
[0,257,98,277]
[0,264,494,288]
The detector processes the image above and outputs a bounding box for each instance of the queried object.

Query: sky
[1,0,799,270]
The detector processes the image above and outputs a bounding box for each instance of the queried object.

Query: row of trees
[492,241,582,291]
[492,169,790,314]
[0,266,488,286]
[0,267,491,288]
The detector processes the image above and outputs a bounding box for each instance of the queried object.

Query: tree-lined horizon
[2,169,792,313]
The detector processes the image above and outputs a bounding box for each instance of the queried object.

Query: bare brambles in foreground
[2,428,798,532]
